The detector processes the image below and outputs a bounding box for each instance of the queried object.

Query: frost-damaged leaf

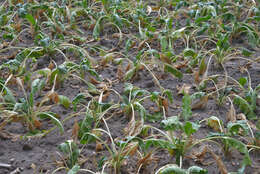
[68,164,80,174]
[164,63,183,79]
[161,116,183,131]
[207,148,228,174]
[37,112,64,134]
[207,116,223,132]
[187,166,207,174]
[227,120,249,136]
[58,95,71,109]
[155,164,186,174]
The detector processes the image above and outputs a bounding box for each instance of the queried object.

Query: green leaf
[164,64,183,79]
[145,139,176,150]
[72,93,86,111]
[183,48,197,59]
[163,89,173,103]
[238,77,247,87]
[233,95,256,120]
[68,164,80,174]
[241,48,253,57]
[25,14,36,26]
[58,95,71,109]
[199,57,207,75]
[184,122,200,137]
[223,137,251,167]
[37,112,64,134]
[181,93,192,121]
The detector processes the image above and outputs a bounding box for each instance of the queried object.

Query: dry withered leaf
[191,145,208,164]
[208,118,223,132]
[125,63,132,72]
[121,142,139,156]
[48,61,55,70]
[102,91,110,101]
[192,95,208,110]
[207,148,228,174]
[90,77,100,85]
[227,104,236,123]
[175,60,189,69]
[33,119,41,129]
[160,53,172,64]
[162,98,169,112]
[117,65,124,80]
[95,142,103,152]
[194,71,201,85]
[137,40,147,50]
[237,113,247,120]
[72,121,79,141]
[177,84,191,95]
[49,91,59,104]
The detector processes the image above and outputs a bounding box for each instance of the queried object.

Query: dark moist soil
[1,54,260,174]
[1,7,260,174]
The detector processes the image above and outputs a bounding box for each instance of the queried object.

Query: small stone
[10,158,15,163]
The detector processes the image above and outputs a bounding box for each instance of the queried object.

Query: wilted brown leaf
[160,53,172,64]
[90,77,100,85]
[192,95,208,110]
[95,142,103,152]
[33,119,41,129]
[72,121,79,141]
[237,113,247,120]
[208,117,223,132]
[117,65,124,80]
[48,61,55,70]
[227,104,236,123]
[162,98,169,112]
[121,142,139,156]
[207,148,228,174]
[177,84,191,95]
[194,71,201,85]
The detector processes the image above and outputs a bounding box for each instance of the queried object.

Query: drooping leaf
[37,112,64,134]
[155,164,186,174]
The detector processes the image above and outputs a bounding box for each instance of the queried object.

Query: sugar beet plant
[0,0,259,173]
